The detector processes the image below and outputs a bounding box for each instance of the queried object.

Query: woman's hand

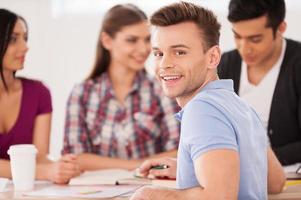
[46,154,82,184]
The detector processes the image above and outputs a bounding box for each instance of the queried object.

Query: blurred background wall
[1,0,301,159]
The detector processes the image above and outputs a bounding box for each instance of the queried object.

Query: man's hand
[137,157,177,179]
[130,186,155,200]
[130,185,183,200]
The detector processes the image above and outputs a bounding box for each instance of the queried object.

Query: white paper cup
[0,178,9,192]
[7,144,37,191]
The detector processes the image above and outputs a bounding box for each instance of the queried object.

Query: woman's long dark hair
[0,9,27,91]
[87,4,147,80]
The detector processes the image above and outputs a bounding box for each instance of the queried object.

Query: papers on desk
[69,169,149,185]
[286,173,301,180]
[24,185,141,199]
[69,169,177,188]
[284,163,301,174]
[284,163,301,180]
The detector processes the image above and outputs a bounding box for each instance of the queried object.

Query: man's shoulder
[283,38,301,66]
[218,49,241,71]
[184,90,229,118]
[221,49,240,58]
[286,38,301,48]
[285,38,301,56]
[218,49,241,80]
[221,49,241,62]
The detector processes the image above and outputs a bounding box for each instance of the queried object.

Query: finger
[134,167,149,178]
[71,166,83,177]
[159,158,175,167]
[54,169,80,182]
[52,173,71,184]
[58,161,79,171]
[149,168,171,178]
[54,177,70,184]
[58,165,82,177]
[60,169,79,176]
[139,160,161,174]
[61,154,77,162]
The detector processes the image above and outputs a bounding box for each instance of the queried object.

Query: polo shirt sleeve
[181,100,238,162]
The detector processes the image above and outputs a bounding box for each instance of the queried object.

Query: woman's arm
[147,149,177,159]
[77,150,177,171]
[32,113,81,183]
[77,153,141,171]
[32,113,51,164]
[0,113,52,179]
[0,159,11,178]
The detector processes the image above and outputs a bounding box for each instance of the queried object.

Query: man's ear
[101,32,113,50]
[207,45,221,70]
[278,21,286,35]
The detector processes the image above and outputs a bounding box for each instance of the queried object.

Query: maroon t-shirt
[0,78,52,159]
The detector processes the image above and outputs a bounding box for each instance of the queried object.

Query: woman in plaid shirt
[63,4,180,171]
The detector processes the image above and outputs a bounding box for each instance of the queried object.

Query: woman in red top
[0,9,81,184]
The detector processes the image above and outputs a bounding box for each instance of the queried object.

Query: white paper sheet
[24,185,141,199]
[284,163,301,173]
[69,169,135,185]
[69,168,176,188]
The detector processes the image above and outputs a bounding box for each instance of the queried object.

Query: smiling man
[218,0,301,165]
[130,2,285,200]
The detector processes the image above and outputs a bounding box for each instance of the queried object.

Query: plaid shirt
[63,70,180,159]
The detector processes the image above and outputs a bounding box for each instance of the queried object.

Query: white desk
[1,180,301,200]
[269,184,301,200]
[0,181,129,200]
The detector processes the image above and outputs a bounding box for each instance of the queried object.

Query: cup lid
[7,144,37,155]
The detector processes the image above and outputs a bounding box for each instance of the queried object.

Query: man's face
[231,15,282,67]
[152,22,210,104]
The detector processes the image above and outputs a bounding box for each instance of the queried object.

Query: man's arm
[130,149,239,200]
[267,147,286,194]
[191,149,239,199]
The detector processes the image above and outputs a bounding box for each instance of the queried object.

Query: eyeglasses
[296,165,301,174]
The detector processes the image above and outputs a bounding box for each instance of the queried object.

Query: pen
[151,165,169,170]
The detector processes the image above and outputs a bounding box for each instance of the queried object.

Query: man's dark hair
[228,0,285,35]
[150,1,221,52]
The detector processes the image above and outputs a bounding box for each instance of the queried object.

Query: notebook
[69,169,177,188]
[286,172,301,180]
[284,163,301,180]
[69,169,142,185]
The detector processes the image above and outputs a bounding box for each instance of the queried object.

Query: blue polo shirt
[176,79,267,200]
